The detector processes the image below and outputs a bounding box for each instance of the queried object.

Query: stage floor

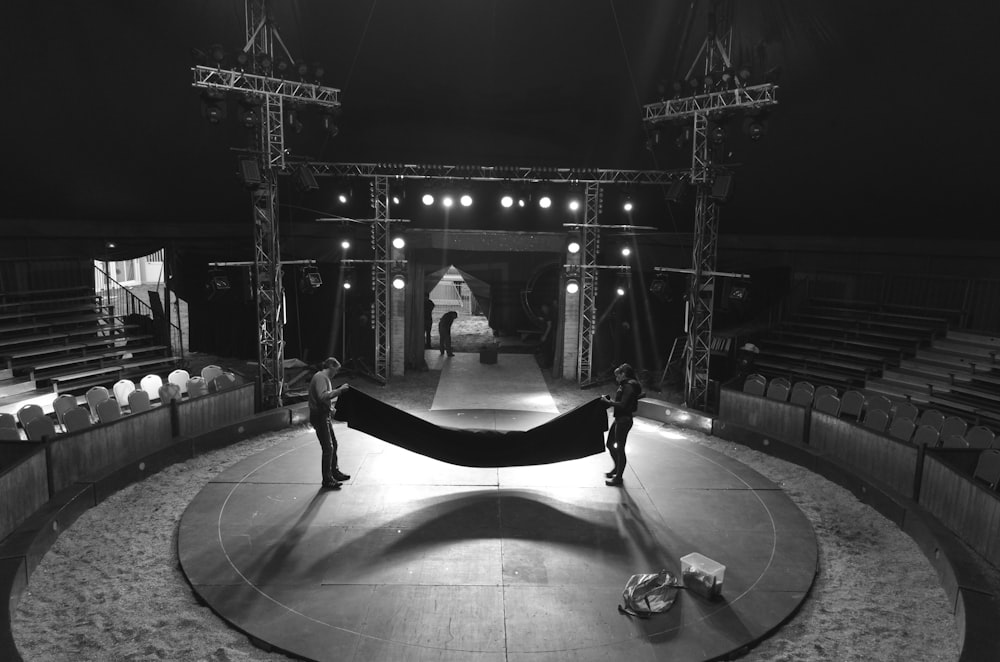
[178,419,817,661]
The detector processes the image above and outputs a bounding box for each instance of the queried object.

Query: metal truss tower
[578,182,602,386]
[191,0,341,408]
[370,176,391,383]
[642,15,777,411]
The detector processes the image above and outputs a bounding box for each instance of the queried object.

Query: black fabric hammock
[333,386,609,468]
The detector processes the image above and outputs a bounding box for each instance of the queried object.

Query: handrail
[94,265,184,358]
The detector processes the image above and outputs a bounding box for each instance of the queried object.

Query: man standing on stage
[309,357,351,489]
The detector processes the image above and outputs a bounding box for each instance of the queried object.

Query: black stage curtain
[334,387,609,467]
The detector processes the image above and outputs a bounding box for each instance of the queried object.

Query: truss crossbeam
[192,65,342,108]
[303,162,681,185]
[643,83,778,123]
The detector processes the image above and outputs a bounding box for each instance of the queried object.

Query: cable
[342,0,378,92]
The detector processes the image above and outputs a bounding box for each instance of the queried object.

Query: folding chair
[865,394,892,415]
[113,379,137,407]
[765,377,791,402]
[973,449,1000,490]
[965,425,995,450]
[862,408,889,433]
[0,413,17,431]
[52,393,77,430]
[209,372,238,392]
[128,389,151,414]
[743,373,766,396]
[912,424,940,447]
[892,402,919,423]
[25,415,56,441]
[201,364,224,384]
[96,398,123,424]
[840,390,865,421]
[0,427,20,441]
[815,385,838,401]
[940,434,969,449]
[940,416,968,440]
[814,394,841,416]
[887,417,915,443]
[140,374,163,402]
[917,409,945,431]
[186,376,208,398]
[86,386,111,420]
[63,406,93,433]
[17,404,45,429]
[168,368,191,396]
[789,381,815,407]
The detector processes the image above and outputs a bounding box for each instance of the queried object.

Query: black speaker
[293,165,319,192]
[709,174,733,202]
[665,179,687,203]
[237,158,262,188]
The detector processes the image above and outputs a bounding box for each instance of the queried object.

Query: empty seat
[887,417,915,443]
[209,371,238,392]
[52,393,77,429]
[128,389,151,414]
[766,377,791,402]
[743,373,766,396]
[841,390,865,421]
[24,415,56,441]
[86,386,111,419]
[965,425,995,450]
[140,373,163,401]
[814,394,841,416]
[973,449,1000,489]
[96,398,123,424]
[865,394,892,415]
[912,424,940,447]
[815,385,838,401]
[168,368,191,395]
[917,409,945,431]
[17,404,45,429]
[186,376,209,398]
[62,406,93,433]
[940,434,969,449]
[862,408,889,433]
[158,382,182,405]
[789,381,815,407]
[0,427,20,441]
[113,378,137,407]
[201,364,224,384]
[0,412,17,431]
[892,402,919,423]
[940,416,968,440]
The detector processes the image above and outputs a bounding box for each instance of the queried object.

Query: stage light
[622,197,634,212]
[566,278,580,294]
[321,110,339,137]
[300,266,322,291]
[235,50,250,70]
[297,62,309,79]
[392,195,402,205]
[340,239,351,250]
[615,272,629,297]
[538,195,552,209]
[568,199,580,212]
[341,268,355,290]
[621,246,631,258]
[749,121,764,141]
[422,193,435,206]
[200,89,227,123]
[460,193,473,207]
[672,80,684,98]
[518,198,526,208]
[442,195,454,208]
[710,124,726,144]
[275,57,290,77]
[392,236,406,250]
[206,269,230,299]
[650,275,669,298]
[256,51,273,71]
[500,195,514,208]
[391,271,407,290]
[208,44,226,65]
[738,66,752,84]
[237,98,260,128]
[293,165,318,192]
[567,238,581,254]
[337,192,349,204]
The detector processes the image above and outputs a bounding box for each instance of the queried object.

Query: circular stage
[178,411,817,662]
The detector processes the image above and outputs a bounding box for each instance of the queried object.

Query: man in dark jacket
[602,363,643,486]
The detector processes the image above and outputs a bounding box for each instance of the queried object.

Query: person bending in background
[424,294,435,349]
[308,357,351,490]
[602,362,644,487]
[439,310,458,357]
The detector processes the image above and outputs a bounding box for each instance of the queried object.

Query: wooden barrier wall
[177,383,255,438]
[719,386,1000,570]
[809,411,918,498]
[919,456,1000,569]
[719,389,807,444]
[46,407,174,494]
[0,448,49,543]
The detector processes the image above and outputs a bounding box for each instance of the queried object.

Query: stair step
[0,377,37,398]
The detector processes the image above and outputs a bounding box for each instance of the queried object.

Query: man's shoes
[332,470,351,481]
[605,478,624,487]
[605,469,616,478]
[447,353,455,357]
[321,480,342,490]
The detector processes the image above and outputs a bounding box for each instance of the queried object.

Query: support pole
[371,176,390,384]
[578,182,602,386]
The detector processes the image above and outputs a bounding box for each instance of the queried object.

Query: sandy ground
[8,355,983,661]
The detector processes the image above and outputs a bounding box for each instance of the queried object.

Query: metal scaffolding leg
[252,182,284,408]
[578,182,602,386]
[371,175,390,384]
[684,186,719,411]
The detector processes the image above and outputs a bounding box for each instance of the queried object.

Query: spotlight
[287,107,303,134]
[538,195,552,209]
[442,195,454,208]
[297,62,309,79]
[300,266,322,291]
[237,98,260,128]
[392,236,406,250]
[566,238,581,255]
[321,110,339,137]
[341,268,355,290]
[568,199,580,212]
[293,165,319,192]
[566,278,580,294]
[274,57,290,77]
[391,271,407,290]
[710,124,726,144]
[206,269,231,299]
[340,239,351,250]
[235,50,250,70]
[256,51,273,72]
[460,193,473,207]
[422,193,435,206]
[500,194,514,208]
[518,198,526,208]
[337,192,349,204]
[615,272,629,297]
[312,63,326,80]
[650,275,669,299]
[200,89,227,123]
[622,197,634,212]
[208,44,226,65]
[621,246,631,258]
